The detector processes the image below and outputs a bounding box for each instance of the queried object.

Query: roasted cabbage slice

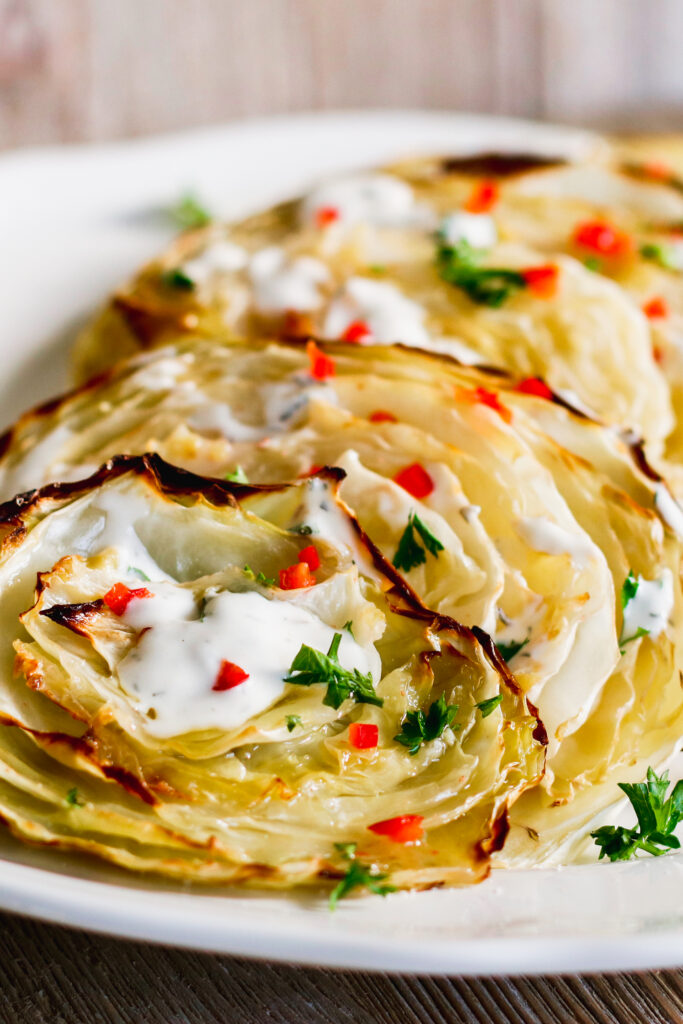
[71,145,683,468]
[0,454,543,888]
[2,340,682,865]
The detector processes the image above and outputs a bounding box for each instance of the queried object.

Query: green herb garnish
[285,714,302,733]
[225,465,249,484]
[619,571,649,653]
[495,638,528,663]
[66,787,84,808]
[127,566,151,582]
[583,256,603,273]
[160,267,195,291]
[393,512,444,572]
[436,239,527,308]
[169,192,212,229]
[640,242,678,271]
[291,524,314,536]
[343,620,355,638]
[394,694,459,755]
[285,633,383,710]
[476,694,503,718]
[329,842,396,909]
[591,767,683,861]
[243,565,275,588]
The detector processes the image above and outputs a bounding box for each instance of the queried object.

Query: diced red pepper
[521,263,559,299]
[342,319,372,344]
[393,462,434,499]
[456,385,512,424]
[348,722,379,750]
[368,814,424,843]
[279,562,316,590]
[464,180,499,214]
[212,660,249,691]
[572,219,633,258]
[298,544,320,571]
[516,376,554,400]
[643,160,672,181]
[315,205,340,229]
[103,583,151,616]
[297,463,323,479]
[369,410,397,423]
[643,296,669,320]
[307,340,335,380]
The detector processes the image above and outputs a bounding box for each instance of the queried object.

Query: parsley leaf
[343,620,355,638]
[285,714,302,733]
[285,633,383,710]
[640,242,678,271]
[476,694,503,718]
[329,842,396,909]
[160,267,195,291]
[169,192,212,229]
[394,694,459,755]
[591,767,683,861]
[619,571,650,652]
[436,239,527,308]
[393,512,444,572]
[621,570,639,608]
[495,638,528,663]
[127,566,151,582]
[225,465,249,484]
[66,787,83,807]
[243,565,275,588]
[583,256,602,273]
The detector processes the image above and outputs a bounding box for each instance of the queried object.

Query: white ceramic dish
[0,110,681,975]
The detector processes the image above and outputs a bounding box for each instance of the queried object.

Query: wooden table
[0,911,680,1023]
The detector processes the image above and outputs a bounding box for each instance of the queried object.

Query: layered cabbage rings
[73,146,683,486]
[1,339,682,885]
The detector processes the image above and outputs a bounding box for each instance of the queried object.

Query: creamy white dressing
[249,246,330,314]
[302,174,423,228]
[323,277,429,347]
[516,516,596,568]
[261,377,338,430]
[181,240,248,284]
[292,473,363,555]
[621,569,674,643]
[440,211,497,250]
[117,588,379,737]
[88,490,173,582]
[654,484,683,538]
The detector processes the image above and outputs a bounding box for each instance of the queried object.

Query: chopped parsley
[225,465,249,484]
[436,239,527,308]
[394,694,459,755]
[160,267,195,291]
[285,714,302,733]
[495,638,528,663]
[169,192,212,229]
[640,242,678,271]
[343,620,355,637]
[127,566,151,582]
[66,787,83,808]
[285,633,383,710]
[591,767,683,861]
[476,694,503,718]
[291,523,314,536]
[329,842,396,909]
[243,565,275,588]
[393,512,444,572]
[583,256,602,273]
[619,570,649,652]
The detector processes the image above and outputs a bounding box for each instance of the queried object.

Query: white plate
[0,110,681,976]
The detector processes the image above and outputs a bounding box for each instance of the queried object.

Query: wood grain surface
[0,911,679,1024]
[1,0,683,150]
